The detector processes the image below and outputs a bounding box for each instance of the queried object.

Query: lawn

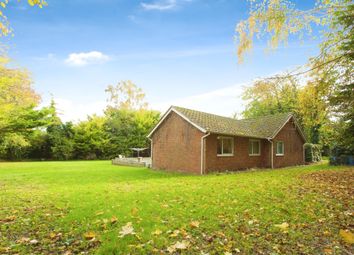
[0,161,353,254]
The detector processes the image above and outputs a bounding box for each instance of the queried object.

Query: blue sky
[5,0,319,121]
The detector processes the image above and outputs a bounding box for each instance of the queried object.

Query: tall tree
[242,76,299,118]
[0,57,51,135]
[46,100,74,160]
[104,81,159,157]
[236,0,353,151]
[105,80,148,111]
[0,57,52,160]
[297,80,328,143]
[235,0,352,65]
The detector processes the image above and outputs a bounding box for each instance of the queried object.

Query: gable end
[147,107,206,138]
[270,115,306,142]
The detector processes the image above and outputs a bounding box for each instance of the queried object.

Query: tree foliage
[0,0,46,37]
[0,79,160,160]
[73,115,109,160]
[237,0,353,154]
[0,57,52,134]
[242,76,299,118]
[241,76,330,144]
[105,80,148,111]
[235,0,352,63]
[105,108,160,157]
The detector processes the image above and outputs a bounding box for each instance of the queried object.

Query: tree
[26,129,51,159]
[236,0,353,152]
[241,75,331,144]
[0,0,46,37]
[46,100,74,160]
[0,57,52,160]
[0,133,29,160]
[105,109,160,157]
[325,4,354,153]
[235,0,352,64]
[242,76,299,118]
[104,81,159,157]
[297,80,328,144]
[73,115,109,159]
[0,57,51,135]
[105,80,148,111]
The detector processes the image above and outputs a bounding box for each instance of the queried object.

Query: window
[217,137,234,156]
[276,141,284,156]
[249,139,261,156]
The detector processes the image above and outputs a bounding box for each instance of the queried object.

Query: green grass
[0,161,353,254]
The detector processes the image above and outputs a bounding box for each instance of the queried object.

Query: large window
[217,136,234,156]
[276,141,284,156]
[249,139,261,156]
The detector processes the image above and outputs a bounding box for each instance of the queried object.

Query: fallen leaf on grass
[339,229,354,244]
[17,237,30,244]
[323,248,333,254]
[190,220,200,228]
[152,229,163,236]
[174,241,189,249]
[110,216,118,224]
[0,247,11,253]
[83,231,96,240]
[119,222,135,237]
[95,211,104,216]
[169,229,180,237]
[1,215,16,222]
[49,232,57,239]
[274,222,289,231]
[29,239,39,245]
[167,240,190,253]
[131,207,139,216]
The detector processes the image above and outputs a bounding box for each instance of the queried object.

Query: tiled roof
[172,106,293,139]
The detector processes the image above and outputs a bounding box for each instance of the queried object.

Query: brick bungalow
[147,106,306,174]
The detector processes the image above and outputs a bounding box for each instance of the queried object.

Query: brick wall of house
[151,113,305,174]
[273,118,305,168]
[205,135,271,173]
[151,111,203,174]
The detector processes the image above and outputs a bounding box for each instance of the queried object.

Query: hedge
[304,143,322,163]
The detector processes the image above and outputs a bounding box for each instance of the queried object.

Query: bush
[304,143,322,163]
[329,146,354,165]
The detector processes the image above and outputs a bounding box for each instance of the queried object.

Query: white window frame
[217,136,234,157]
[249,139,261,156]
[276,141,284,156]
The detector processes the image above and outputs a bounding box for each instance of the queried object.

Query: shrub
[304,143,322,163]
[329,146,354,165]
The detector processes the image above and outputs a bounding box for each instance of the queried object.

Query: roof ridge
[172,106,237,121]
[172,105,292,122]
[239,112,292,121]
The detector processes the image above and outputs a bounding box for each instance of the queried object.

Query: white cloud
[141,0,192,11]
[65,51,110,66]
[151,83,248,118]
[141,0,176,10]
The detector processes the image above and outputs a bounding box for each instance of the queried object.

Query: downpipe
[200,132,211,175]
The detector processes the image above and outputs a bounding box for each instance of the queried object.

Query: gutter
[147,137,153,168]
[267,138,274,169]
[200,132,211,175]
